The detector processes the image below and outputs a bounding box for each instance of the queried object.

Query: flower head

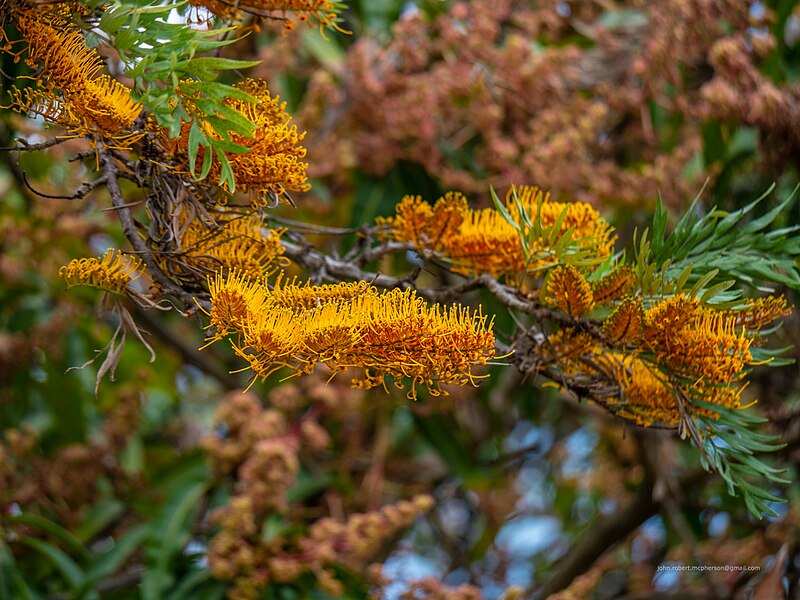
[601,296,644,344]
[380,186,614,282]
[179,215,287,279]
[163,79,310,207]
[591,265,636,306]
[205,270,269,343]
[541,264,595,317]
[200,273,496,397]
[644,295,752,383]
[7,7,141,143]
[59,249,143,294]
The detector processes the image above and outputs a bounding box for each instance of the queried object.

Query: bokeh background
[2,1,800,598]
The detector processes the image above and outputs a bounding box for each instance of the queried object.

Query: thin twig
[98,145,203,311]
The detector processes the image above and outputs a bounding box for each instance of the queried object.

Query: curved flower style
[203,273,496,398]
[162,79,310,207]
[6,7,141,143]
[178,215,288,279]
[379,186,615,282]
[203,270,270,345]
[59,249,144,294]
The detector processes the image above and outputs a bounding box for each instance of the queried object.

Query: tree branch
[98,146,203,310]
[535,458,710,599]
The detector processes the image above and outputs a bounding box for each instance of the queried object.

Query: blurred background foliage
[2,0,800,599]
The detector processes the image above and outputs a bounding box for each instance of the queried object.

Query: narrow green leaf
[700,279,735,303]
[142,481,208,600]
[187,120,206,178]
[490,186,519,232]
[16,537,85,590]
[217,152,236,194]
[9,515,91,563]
[688,268,720,297]
[80,525,149,593]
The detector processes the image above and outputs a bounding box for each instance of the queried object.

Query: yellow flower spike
[298,303,361,364]
[270,277,377,311]
[180,215,287,280]
[204,270,270,345]
[612,355,681,427]
[240,307,301,365]
[536,327,599,376]
[643,294,753,384]
[380,186,615,282]
[591,265,636,306]
[732,296,792,330]
[59,249,143,295]
[201,275,496,395]
[9,8,141,143]
[601,296,644,344]
[541,264,595,317]
[167,79,310,207]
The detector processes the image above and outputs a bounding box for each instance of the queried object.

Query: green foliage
[89,0,260,190]
[632,186,800,518]
[490,185,609,275]
[634,184,800,303]
[693,400,790,518]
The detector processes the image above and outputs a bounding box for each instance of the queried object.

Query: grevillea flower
[541,264,595,317]
[601,296,644,344]
[644,295,752,383]
[380,193,467,253]
[591,265,636,306]
[179,215,288,279]
[269,277,377,311]
[233,308,301,381]
[732,296,792,330]
[535,327,599,377]
[379,186,615,282]
[606,352,749,427]
[299,302,362,366]
[186,0,343,33]
[7,7,141,143]
[201,273,496,397]
[343,289,496,397]
[204,270,269,344]
[611,356,682,427]
[164,79,310,207]
[59,249,143,294]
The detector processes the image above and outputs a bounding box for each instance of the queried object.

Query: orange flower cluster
[59,249,144,294]
[175,214,288,280]
[202,273,496,398]
[537,292,792,427]
[542,264,595,317]
[187,0,342,33]
[5,7,141,143]
[162,79,310,207]
[379,186,615,282]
